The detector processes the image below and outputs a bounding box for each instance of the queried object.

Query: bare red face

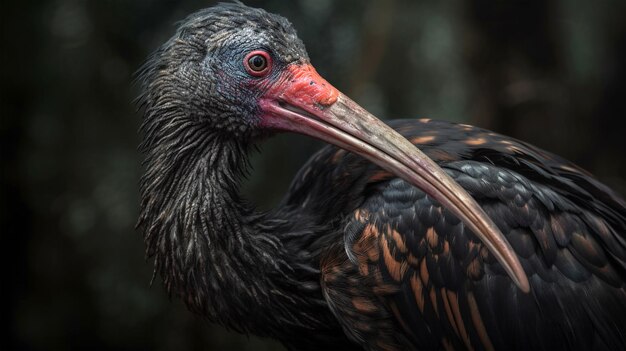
[253,59,529,293]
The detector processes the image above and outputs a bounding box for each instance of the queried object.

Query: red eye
[244,50,271,77]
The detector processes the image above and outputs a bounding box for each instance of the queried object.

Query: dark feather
[291,119,626,350]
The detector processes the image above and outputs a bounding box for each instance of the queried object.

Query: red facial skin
[275,64,339,107]
[258,63,339,131]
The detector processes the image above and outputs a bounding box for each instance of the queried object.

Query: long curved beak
[259,63,530,293]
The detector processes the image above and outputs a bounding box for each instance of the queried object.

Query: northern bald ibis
[137,3,626,350]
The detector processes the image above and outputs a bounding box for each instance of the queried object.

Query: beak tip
[518,275,531,293]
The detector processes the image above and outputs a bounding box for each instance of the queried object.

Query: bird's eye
[244,50,271,76]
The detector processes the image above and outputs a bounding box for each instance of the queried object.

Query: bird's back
[283,119,626,350]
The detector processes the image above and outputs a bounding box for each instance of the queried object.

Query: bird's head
[138,2,314,139]
[138,2,530,292]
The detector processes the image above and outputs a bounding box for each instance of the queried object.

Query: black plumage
[314,120,626,350]
[137,3,626,350]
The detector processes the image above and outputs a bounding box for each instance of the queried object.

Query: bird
[136,3,626,350]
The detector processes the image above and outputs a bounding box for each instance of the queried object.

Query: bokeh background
[2,0,626,350]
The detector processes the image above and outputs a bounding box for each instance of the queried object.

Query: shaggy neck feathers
[137,116,329,337]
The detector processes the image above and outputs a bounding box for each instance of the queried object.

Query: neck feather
[138,126,328,336]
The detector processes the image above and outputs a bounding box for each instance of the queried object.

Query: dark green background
[2,0,625,350]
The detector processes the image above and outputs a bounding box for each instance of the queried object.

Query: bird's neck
[138,133,330,337]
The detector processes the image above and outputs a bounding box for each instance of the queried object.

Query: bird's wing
[315,120,626,350]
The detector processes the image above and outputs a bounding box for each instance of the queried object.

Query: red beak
[259,63,530,293]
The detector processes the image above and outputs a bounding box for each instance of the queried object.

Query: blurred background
[2,0,625,350]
